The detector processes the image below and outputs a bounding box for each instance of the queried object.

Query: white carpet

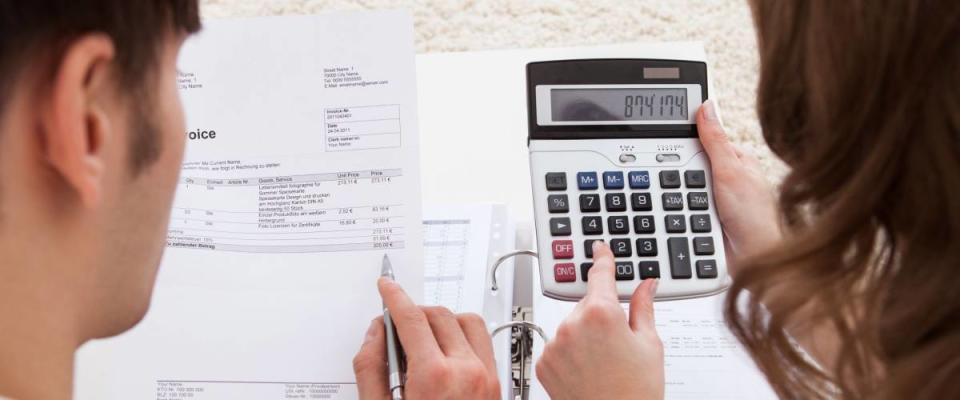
[200,0,784,179]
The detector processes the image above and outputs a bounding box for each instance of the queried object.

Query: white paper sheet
[421,205,495,313]
[420,204,516,400]
[75,11,422,400]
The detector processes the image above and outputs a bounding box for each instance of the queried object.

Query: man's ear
[40,33,116,208]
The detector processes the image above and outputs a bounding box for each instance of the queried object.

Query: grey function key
[665,215,686,233]
[550,217,571,236]
[667,237,692,279]
[547,195,569,213]
[696,260,718,279]
[638,261,660,279]
[684,170,706,188]
[662,193,684,211]
[693,237,715,255]
[690,214,712,233]
[659,170,681,189]
[545,172,567,191]
[688,192,709,210]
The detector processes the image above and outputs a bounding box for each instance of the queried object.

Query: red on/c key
[552,240,574,259]
[554,263,577,282]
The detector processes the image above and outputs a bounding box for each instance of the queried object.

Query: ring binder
[489,250,538,292]
[492,321,549,342]
[488,250,543,399]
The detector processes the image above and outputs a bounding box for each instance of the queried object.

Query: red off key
[552,240,574,259]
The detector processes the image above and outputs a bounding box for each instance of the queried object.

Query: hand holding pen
[352,255,501,400]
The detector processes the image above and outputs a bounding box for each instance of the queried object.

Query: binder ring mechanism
[488,249,549,343]
[488,250,546,399]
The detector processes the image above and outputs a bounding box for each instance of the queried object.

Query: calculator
[526,58,729,302]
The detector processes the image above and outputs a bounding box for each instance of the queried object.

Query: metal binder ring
[491,321,549,342]
[489,249,538,292]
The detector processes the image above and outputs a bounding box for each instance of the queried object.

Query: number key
[608,216,629,234]
[584,239,604,258]
[615,262,635,281]
[605,193,627,212]
[610,238,632,257]
[634,215,655,234]
[631,192,652,211]
[580,262,593,282]
[579,194,601,212]
[636,238,658,256]
[547,194,569,213]
[582,216,603,235]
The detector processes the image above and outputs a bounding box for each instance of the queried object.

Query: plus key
[667,237,692,279]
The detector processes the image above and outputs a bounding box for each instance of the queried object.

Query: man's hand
[353,278,500,400]
[535,242,665,400]
[697,100,782,277]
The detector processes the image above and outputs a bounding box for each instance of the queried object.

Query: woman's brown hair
[725,1,960,399]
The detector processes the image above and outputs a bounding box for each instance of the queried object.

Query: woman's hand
[535,242,664,400]
[352,278,500,400]
[697,100,782,277]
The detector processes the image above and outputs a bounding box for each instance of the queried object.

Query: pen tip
[380,253,394,280]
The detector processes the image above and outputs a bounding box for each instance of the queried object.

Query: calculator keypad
[543,169,718,285]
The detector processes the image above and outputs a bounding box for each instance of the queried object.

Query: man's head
[0,1,200,339]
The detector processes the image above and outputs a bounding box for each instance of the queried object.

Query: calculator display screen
[550,88,688,122]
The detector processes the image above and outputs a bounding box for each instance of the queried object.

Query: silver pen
[381,254,405,400]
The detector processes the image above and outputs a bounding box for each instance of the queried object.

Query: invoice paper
[75,11,422,400]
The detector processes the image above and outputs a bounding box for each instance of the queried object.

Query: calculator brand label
[656,144,684,152]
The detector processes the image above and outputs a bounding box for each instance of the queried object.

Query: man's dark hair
[0,0,201,169]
